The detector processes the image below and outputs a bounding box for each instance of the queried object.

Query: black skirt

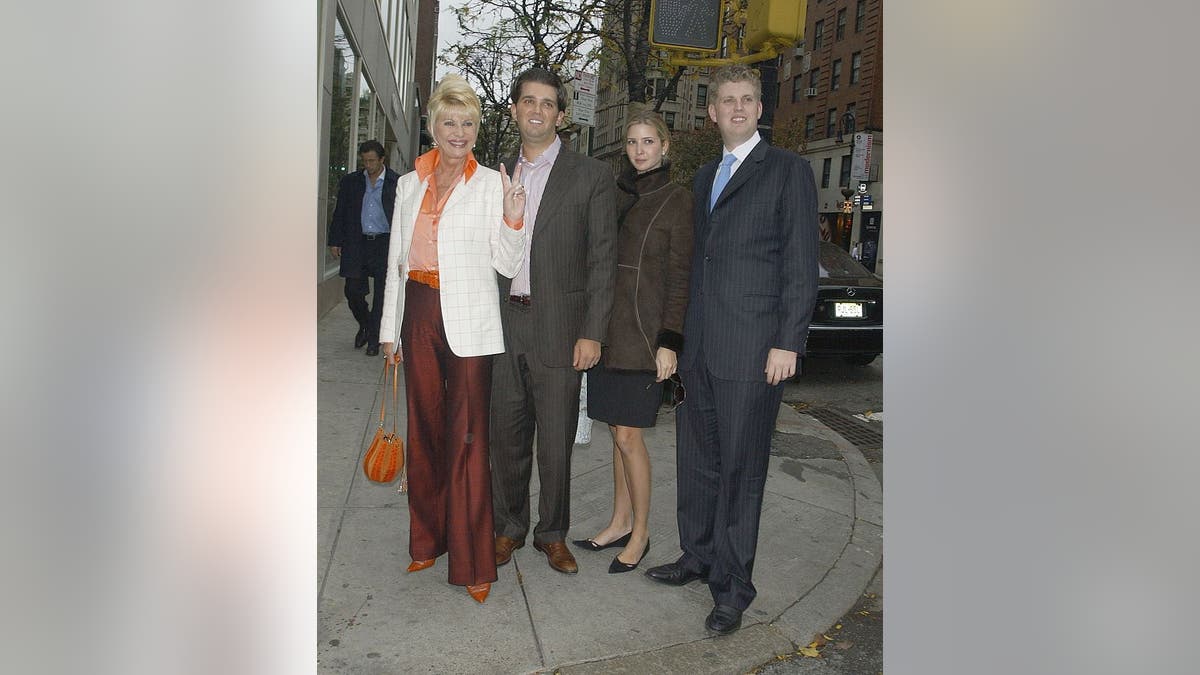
[586,364,663,429]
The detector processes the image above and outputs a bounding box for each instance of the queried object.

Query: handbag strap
[390,360,400,435]
[377,360,388,429]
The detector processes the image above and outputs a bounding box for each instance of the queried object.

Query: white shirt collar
[723,131,762,166]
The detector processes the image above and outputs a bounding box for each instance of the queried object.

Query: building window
[665,111,676,128]
[792,76,803,102]
[327,14,357,274]
[844,103,857,132]
[653,78,677,102]
[695,116,706,129]
[826,108,837,138]
[357,70,373,147]
[805,114,815,140]
[809,67,820,89]
[696,83,708,107]
[851,52,862,84]
[380,0,394,43]
[839,154,851,187]
[831,59,842,91]
[836,9,847,40]
[813,20,824,50]
[856,0,867,32]
[821,157,832,188]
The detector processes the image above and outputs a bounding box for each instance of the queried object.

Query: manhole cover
[805,407,883,450]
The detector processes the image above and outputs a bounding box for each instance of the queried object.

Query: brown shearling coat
[601,164,694,371]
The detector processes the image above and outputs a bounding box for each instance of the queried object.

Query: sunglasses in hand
[649,373,685,414]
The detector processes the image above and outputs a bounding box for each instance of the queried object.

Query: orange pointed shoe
[407,559,435,573]
[466,583,491,604]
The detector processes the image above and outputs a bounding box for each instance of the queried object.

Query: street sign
[571,70,598,126]
[851,133,872,182]
[574,69,598,93]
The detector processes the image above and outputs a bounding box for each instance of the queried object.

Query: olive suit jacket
[499,149,618,366]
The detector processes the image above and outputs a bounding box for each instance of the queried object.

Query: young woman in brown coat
[571,107,693,573]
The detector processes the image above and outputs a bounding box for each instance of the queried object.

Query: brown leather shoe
[495,536,524,566]
[533,540,579,574]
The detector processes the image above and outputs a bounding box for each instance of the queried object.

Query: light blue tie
[709,153,736,212]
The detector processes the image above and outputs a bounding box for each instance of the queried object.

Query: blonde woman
[572,107,693,573]
[378,74,527,604]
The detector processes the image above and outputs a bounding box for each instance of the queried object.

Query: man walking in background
[645,64,819,635]
[328,139,401,356]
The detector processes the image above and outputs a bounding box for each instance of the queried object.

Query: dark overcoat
[327,167,402,277]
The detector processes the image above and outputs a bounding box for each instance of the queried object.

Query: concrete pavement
[318,302,883,674]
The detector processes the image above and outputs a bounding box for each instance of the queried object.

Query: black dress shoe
[705,604,743,635]
[572,532,631,552]
[608,539,649,574]
[354,327,368,349]
[365,343,380,356]
[645,561,706,586]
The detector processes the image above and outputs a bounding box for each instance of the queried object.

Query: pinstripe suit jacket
[680,140,820,381]
[499,149,618,367]
[378,164,526,357]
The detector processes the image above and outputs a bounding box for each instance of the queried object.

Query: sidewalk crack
[513,560,546,667]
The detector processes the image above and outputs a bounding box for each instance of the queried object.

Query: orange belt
[408,269,440,289]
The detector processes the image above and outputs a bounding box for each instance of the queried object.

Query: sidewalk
[318,303,882,674]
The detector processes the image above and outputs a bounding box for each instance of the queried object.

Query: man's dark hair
[510,68,568,112]
[358,139,386,159]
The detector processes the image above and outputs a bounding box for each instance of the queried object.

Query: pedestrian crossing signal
[649,0,727,53]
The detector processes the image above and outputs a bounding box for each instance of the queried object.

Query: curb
[551,404,884,674]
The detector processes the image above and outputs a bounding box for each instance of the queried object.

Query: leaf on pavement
[799,646,822,658]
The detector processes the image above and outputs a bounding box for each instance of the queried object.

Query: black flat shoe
[571,531,631,551]
[354,327,368,349]
[608,540,649,574]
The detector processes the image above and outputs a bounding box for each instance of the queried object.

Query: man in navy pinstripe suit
[645,64,819,635]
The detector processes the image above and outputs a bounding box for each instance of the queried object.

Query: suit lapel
[711,140,768,212]
[533,151,578,233]
[441,171,471,215]
[695,160,718,232]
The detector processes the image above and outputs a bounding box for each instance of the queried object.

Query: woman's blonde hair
[428,73,481,125]
[624,104,670,147]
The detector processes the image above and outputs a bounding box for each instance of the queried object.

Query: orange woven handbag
[363,360,405,486]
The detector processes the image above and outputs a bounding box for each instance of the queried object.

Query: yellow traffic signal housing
[648,0,728,54]
[745,0,807,50]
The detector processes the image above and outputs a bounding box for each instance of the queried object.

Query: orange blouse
[406,148,479,277]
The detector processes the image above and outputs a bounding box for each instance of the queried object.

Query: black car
[803,241,882,365]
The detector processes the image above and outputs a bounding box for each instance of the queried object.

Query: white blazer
[378,164,525,357]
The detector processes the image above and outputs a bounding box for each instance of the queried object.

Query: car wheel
[844,354,878,366]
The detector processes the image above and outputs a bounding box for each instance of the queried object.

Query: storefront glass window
[357,70,373,147]
[325,16,356,273]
